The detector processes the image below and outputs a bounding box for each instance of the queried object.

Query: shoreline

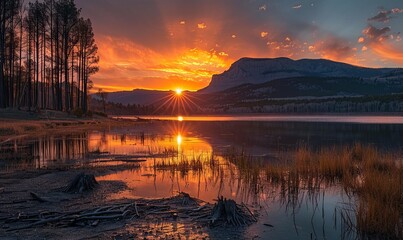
[0,109,147,140]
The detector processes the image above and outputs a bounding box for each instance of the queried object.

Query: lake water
[2,115,403,239]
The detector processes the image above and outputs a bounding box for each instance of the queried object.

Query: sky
[76,0,403,92]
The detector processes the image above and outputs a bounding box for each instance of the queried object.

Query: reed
[153,152,217,174]
[223,144,403,239]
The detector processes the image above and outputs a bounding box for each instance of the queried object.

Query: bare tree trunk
[17,14,22,108]
[27,25,32,110]
[0,0,7,108]
[50,0,54,109]
[70,49,74,109]
[64,33,69,111]
[76,47,80,109]
[8,11,15,108]
[35,18,39,108]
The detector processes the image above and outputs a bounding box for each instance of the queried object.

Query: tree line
[213,94,403,113]
[0,0,99,113]
[91,99,160,116]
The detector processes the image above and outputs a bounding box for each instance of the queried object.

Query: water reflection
[1,118,403,239]
[0,134,89,168]
[176,134,182,146]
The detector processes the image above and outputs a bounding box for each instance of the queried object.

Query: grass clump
[154,153,217,175]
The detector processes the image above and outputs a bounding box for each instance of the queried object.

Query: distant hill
[199,57,403,93]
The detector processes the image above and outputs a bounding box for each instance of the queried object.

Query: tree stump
[210,196,256,226]
[64,173,98,193]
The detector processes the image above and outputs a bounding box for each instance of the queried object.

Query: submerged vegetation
[224,144,403,239]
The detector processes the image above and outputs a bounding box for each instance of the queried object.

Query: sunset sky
[77,0,403,92]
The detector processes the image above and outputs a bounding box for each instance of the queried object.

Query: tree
[0,0,22,108]
[55,0,79,111]
[0,0,8,108]
[0,0,99,114]
[75,18,98,112]
[96,88,107,113]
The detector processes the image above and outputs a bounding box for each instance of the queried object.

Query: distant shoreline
[113,112,403,118]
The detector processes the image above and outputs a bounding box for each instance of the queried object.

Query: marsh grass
[153,152,218,175]
[224,144,403,239]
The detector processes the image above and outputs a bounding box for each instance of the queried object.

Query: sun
[175,88,183,95]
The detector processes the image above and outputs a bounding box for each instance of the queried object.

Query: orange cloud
[260,32,268,38]
[370,43,403,64]
[307,37,360,65]
[92,35,231,92]
[197,23,207,29]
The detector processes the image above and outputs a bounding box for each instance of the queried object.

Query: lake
[1,115,403,239]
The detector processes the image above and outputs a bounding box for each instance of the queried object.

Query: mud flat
[0,165,257,239]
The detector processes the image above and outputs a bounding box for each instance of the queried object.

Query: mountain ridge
[199,57,403,93]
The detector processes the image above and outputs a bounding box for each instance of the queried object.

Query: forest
[0,0,99,113]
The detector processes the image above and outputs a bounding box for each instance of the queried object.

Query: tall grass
[154,152,218,175]
[224,144,403,239]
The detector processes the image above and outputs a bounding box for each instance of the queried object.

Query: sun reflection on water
[176,134,182,145]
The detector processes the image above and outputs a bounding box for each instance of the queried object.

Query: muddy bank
[0,167,257,239]
[0,109,148,140]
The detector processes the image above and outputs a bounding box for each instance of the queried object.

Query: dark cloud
[314,37,356,60]
[368,10,391,22]
[368,8,403,22]
[362,25,391,41]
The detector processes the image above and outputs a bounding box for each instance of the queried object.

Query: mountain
[206,76,403,105]
[199,57,403,93]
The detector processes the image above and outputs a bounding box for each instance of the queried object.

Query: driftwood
[2,193,258,232]
[6,203,136,231]
[64,173,98,193]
